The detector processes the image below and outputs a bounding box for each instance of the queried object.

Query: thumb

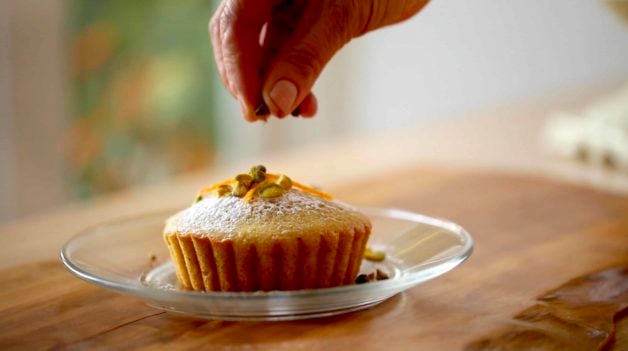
[261,3,359,117]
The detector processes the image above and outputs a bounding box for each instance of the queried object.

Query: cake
[163,165,372,292]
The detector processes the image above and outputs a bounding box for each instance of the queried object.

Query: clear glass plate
[60,207,473,321]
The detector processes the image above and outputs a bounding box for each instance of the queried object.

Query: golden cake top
[164,165,370,238]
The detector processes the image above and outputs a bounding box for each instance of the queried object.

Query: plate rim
[59,206,474,302]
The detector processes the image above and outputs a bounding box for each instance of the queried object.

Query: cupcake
[163,165,372,292]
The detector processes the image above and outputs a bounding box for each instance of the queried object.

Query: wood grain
[1,168,627,350]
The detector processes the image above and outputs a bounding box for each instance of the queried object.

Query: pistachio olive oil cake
[163,165,372,292]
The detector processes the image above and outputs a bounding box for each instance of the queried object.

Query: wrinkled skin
[209,0,430,121]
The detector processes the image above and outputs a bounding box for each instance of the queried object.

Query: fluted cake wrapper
[164,226,370,292]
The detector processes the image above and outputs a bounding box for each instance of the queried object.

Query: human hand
[210,0,430,121]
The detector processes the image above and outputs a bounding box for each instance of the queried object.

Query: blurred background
[1,0,627,222]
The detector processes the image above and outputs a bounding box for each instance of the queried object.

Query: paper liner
[164,226,370,292]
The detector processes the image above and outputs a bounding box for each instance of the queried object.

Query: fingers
[210,0,274,122]
[298,93,317,118]
[209,1,233,95]
[210,0,430,121]
[278,92,317,118]
[261,2,355,117]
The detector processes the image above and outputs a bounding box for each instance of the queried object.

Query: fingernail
[255,103,269,116]
[269,80,297,116]
[291,107,301,117]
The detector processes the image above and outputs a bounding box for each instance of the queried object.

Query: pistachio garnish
[216,184,232,197]
[355,274,369,284]
[364,247,386,262]
[250,164,266,173]
[196,165,330,203]
[233,182,249,197]
[250,165,267,183]
[253,171,266,183]
[367,271,377,281]
[194,194,203,203]
[276,174,293,190]
[235,173,253,188]
[259,183,286,199]
[355,269,390,284]
[376,269,390,280]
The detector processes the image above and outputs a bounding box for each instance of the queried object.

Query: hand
[210,0,430,121]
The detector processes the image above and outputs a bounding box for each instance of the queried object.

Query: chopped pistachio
[355,274,369,284]
[249,165,267,183]
[250,164,266,173]
[259,183,286,199]
[252,171,266,183]
[194,194,203,203]
[364,247,386,262]
[276,174,293,190]
[376,269,390,280]
[235,173,253,188]
[355,269,390,285]
[233,182,249,197]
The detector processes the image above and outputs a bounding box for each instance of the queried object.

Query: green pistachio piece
[233,182,249,197]
[250,164,267,173]
[355,274,369,284]
[259,183,286,199]
[249,165,267,183]
[376,269,390,280]
[194,194,203,203]
[235,173,253,188]
[354,269,389,285]
[252,170,266,183]
[276,174,292,190]
[364,247,386,262]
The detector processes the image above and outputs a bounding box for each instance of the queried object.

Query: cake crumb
[355,269,389,284]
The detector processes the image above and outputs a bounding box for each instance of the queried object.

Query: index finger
[211,0,275,121]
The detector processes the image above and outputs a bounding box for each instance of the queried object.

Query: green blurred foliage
[69,0,218,198]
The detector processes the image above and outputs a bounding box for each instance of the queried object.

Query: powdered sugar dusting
[165,189,364,237]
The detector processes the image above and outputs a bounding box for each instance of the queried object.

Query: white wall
[0,0,69,222]
[0,0,17,220]
[217,0,628,160]
[346,0,628,131]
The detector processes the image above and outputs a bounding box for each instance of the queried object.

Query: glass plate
[60,207,473,321]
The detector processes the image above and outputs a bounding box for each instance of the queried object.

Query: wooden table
[1,84,627,350]
[1,168,627,350]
